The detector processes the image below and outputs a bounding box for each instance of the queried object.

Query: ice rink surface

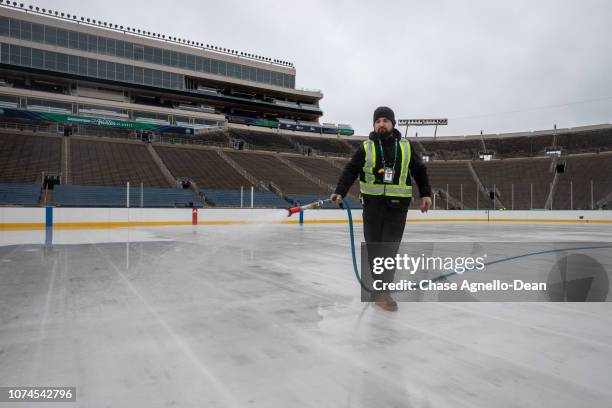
[1,220,612,407]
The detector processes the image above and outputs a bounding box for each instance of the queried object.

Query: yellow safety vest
[360,139,413,197]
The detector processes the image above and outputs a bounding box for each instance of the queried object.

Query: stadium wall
[1,208,612,230]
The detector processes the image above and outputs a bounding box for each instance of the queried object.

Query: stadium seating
[199,131,231,145]
[332,158,361,198]
[341,138,363,153]
[53,185,202,207]
[202,189,289,208]
[283,155,362,207]
[1,125,611,211]
[483,134,553,158]
[556,127,612,154]
[0,183,41,206]
[472,157,553,209]
[417,138,482,160]
[154,145,252,190]
[413,126,612,161]
[74,126,134,141]
[70,138,169,187]
[283,155,341,187]
[426,162,481,209]
[225,151,328,195]
[0,133,62,183]
[290,135,352,156]
[228,128,296,152]
[553,152,612,209]
[157,130,230,146]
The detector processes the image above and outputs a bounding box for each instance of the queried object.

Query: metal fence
[430,182,609,210]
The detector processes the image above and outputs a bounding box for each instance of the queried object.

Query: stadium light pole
[397,118,448,139]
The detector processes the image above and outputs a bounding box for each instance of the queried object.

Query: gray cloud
[48,0,612,136]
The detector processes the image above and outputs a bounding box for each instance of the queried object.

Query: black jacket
[334,128,432,202]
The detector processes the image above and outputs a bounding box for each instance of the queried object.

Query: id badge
[383,167,394,183]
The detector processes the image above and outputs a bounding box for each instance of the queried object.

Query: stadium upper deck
[0,3,347,135]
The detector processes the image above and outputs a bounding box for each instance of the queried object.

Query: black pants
[363,196,409,293]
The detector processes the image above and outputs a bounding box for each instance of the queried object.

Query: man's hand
[330,193,343,204]
[420,197,432,213]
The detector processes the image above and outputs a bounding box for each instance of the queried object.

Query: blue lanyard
[378,139,398,168]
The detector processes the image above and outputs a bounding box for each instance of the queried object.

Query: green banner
[255,119,279,128]
[37,112,158,130]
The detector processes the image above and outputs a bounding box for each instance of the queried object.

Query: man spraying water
[331,107,433,311]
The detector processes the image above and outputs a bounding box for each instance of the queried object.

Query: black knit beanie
[373,106,396,126]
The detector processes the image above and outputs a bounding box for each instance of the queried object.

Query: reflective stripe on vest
[360,138,413,197]
[363,140,376,184]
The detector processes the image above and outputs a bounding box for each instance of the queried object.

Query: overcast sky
[47,0,612,137]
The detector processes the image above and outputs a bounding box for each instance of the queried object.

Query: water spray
[286,198,332,217]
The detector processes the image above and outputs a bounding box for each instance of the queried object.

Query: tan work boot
[373,292,398,312]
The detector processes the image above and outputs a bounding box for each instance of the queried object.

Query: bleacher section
[291,135,352,156]
[154,146,252,190]
[483,134,552,158]
[283,155,362,206]
[155,130,229,147]
[556,127,612,154]
[53,185,201,207]
[283,156,340,188]
[0,183,41,206]
[0,133,62,183]
[228,128,296,152]
[426,162,480,209]
[1,125,611,210]
[198,131,231,145]
[553,152,612,209]
[332,158,360,198]
[341,138,363,153]
[202,189,289,208]
[414,125,612,161]
[417,138,482,160]
[70,138,169,187]
[155,124,612,160]
[225,151,328,195]
[472,157,553,209]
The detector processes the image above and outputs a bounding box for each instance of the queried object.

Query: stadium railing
[53,185,202,208]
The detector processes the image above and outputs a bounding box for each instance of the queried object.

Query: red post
[287,206,301,217]
[192,208,198,225]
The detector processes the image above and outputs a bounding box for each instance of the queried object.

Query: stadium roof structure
[0,1,295,68]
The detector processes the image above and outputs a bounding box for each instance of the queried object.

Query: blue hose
[341,197,445,293]
[341,198,372,292]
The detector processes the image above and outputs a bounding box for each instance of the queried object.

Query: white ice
[1,220,611,407]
